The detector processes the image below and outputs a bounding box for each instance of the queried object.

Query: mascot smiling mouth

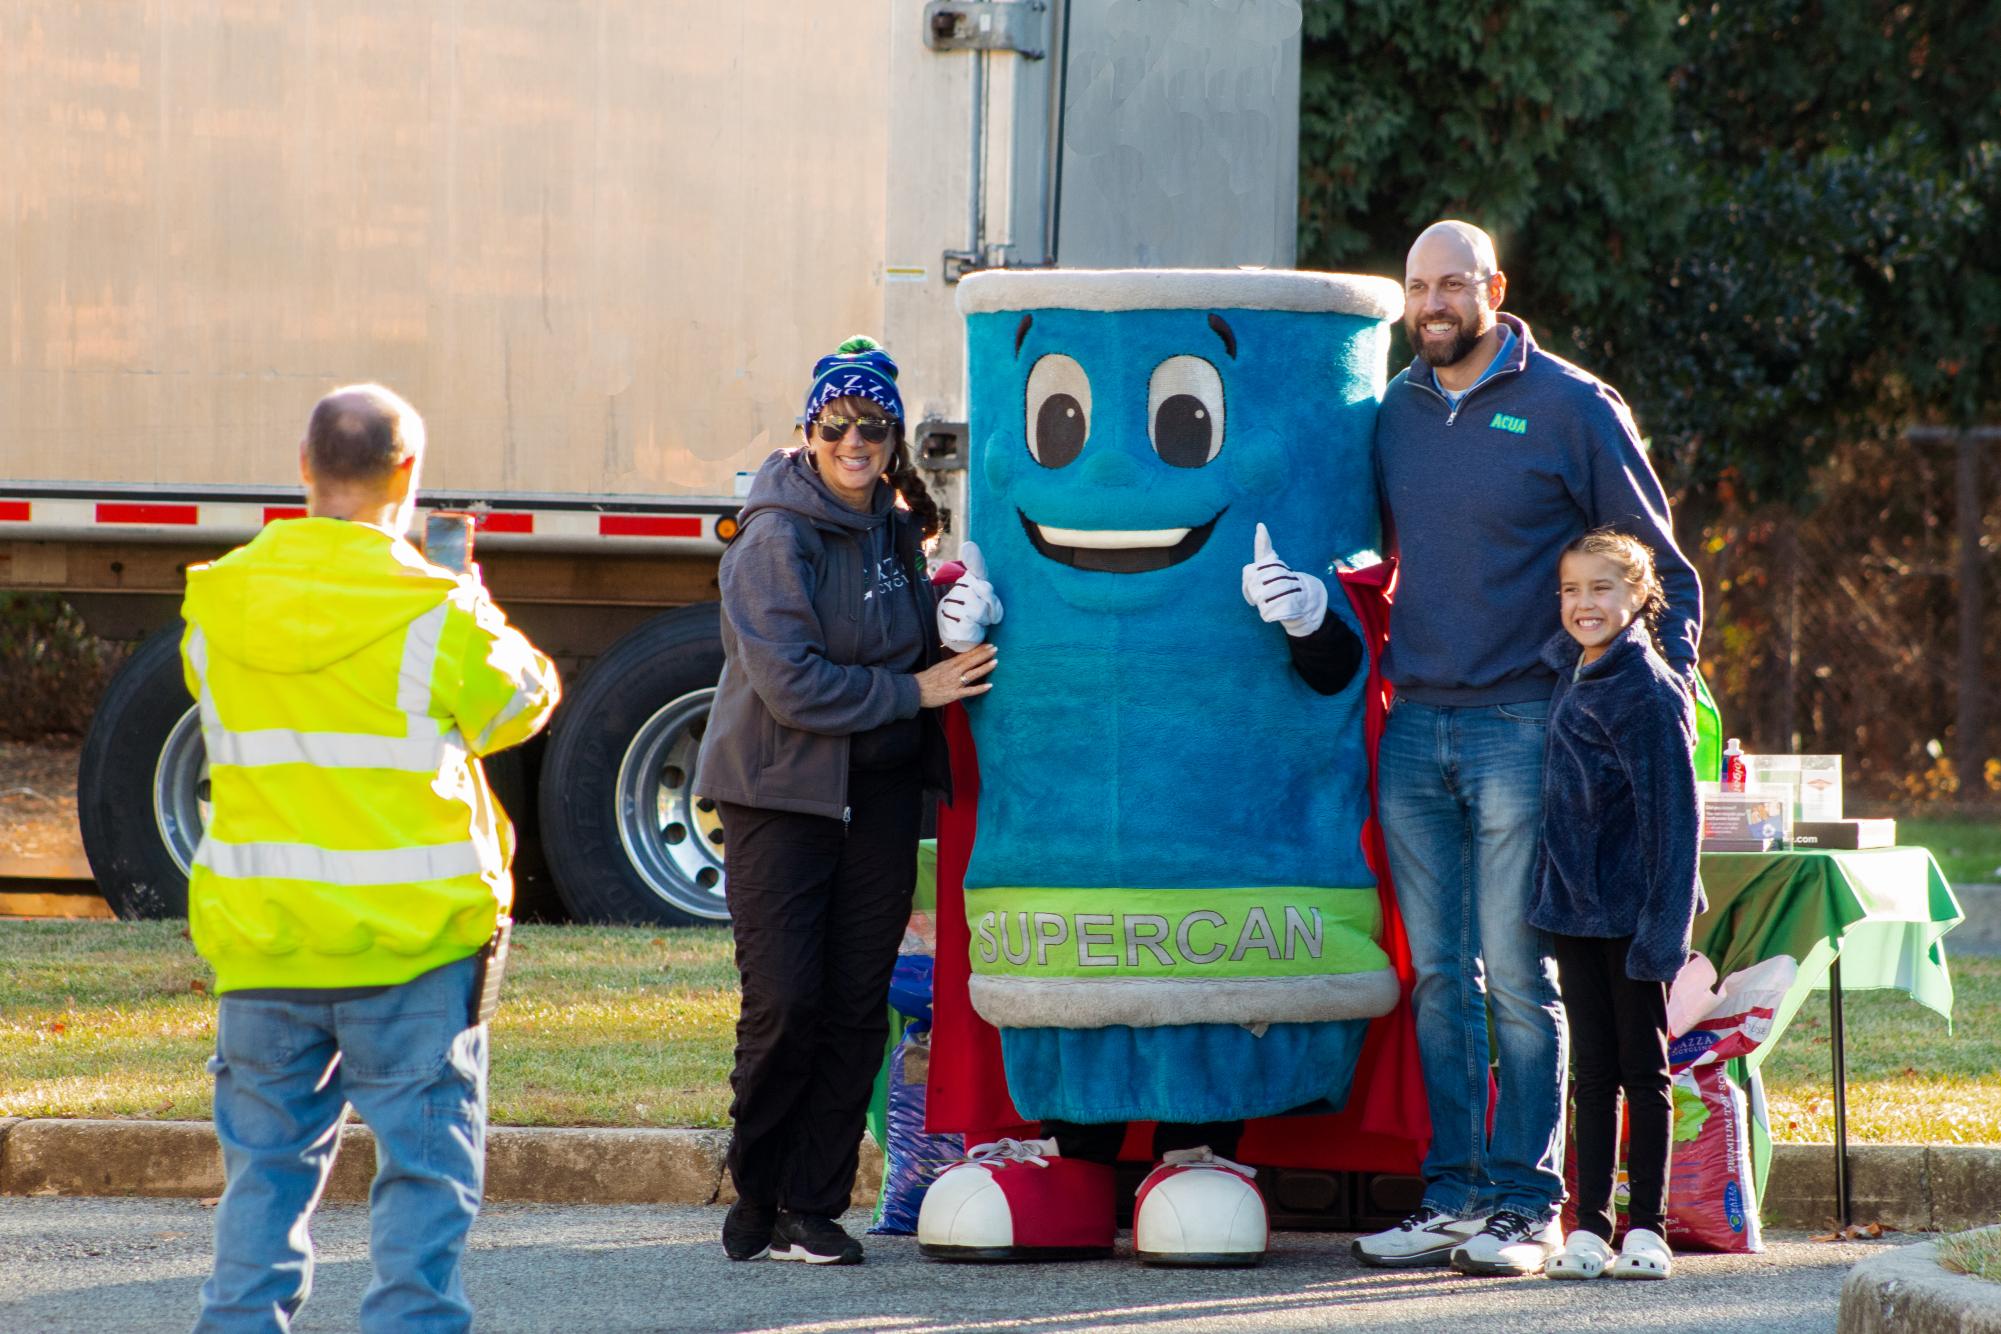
[1019,509,1225,573]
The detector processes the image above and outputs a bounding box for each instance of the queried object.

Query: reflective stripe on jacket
[180,517,560,992]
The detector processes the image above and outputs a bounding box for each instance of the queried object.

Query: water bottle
[1723,738,1747,791]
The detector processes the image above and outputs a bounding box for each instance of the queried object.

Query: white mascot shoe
[1133,1148,1268,1267]
[917,1139,1116,1262]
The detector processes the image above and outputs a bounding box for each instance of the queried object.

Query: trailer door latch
[914,418,968,472]
[923,1,1047,59]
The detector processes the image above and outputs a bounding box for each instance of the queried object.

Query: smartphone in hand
[424,511,476,574]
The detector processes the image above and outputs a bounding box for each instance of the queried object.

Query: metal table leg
[1828,955,1851,1227]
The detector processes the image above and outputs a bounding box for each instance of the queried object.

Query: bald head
[304,384,425,486]
[1402,220,1508,384]
[299,383,425,528]
[1406,220,1499,281]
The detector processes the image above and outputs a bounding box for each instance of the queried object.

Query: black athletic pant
[1045,1120,1245,1164]
[719,765,922,1217]
[1553,932,1672,1240]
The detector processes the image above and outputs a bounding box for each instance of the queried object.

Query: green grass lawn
[0,921,1994,1143]
[1894,813,2001,887]
[1938,1225,2001,1282]
[1758,955,2001,1144]
[0,922,739,1129]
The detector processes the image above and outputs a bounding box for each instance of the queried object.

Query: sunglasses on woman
[815,415,895,444]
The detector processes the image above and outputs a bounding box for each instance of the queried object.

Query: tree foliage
[1299,0,1683,342]
[1299,0,2001,509]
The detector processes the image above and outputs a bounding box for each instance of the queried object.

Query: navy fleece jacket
[1527,621,1705,982]
[1375,313,1703,705]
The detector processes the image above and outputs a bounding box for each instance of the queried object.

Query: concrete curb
[0,1119,882,1210]
[1764,1143,2001,1233]
[0,1118,1987,1226]
[1838,1227,2001,1332]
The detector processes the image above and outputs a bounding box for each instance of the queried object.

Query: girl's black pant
[1553,932,1673,1240]
[718,765,922,1218]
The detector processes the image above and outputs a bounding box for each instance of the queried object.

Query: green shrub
[0,594,130,740]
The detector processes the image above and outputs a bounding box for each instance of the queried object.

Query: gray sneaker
[1449,1208,1563,1276]
[1351,1205,1489,1268]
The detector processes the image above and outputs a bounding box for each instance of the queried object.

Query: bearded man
[1353,221,1702,1277]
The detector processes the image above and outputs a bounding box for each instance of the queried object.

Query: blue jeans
[195,957,486,1334]
[1378,697,1568,1221]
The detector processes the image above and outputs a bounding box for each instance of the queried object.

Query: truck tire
[79,623,201,919]
[480,734,569,922]
[538,603,731,926]
[77,627,566,924]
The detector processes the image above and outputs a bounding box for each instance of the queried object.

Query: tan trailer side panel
[2,1,894,495]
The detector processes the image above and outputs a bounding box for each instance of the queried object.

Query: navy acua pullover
[1527,620,1704,982]
[1375,313,1703,705]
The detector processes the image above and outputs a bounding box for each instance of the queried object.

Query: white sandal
[1545,1229,1615,1280]
[1611,1227,1673,1279]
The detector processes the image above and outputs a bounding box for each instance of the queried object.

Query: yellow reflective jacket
[180,517,560,992]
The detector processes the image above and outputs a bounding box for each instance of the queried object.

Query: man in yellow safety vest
[182,384,559,1333]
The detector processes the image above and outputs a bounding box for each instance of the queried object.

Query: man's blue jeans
[1378,697,1568,1221]
[195,957,486,1334]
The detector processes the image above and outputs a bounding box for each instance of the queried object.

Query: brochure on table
[1698,753,1893,852]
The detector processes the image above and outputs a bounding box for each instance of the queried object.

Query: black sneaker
[722,1199,776,1261]
[770,1211,864,1265]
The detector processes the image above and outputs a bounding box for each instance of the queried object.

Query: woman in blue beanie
[695,337,996,1265]
[1531,528,1702,1282]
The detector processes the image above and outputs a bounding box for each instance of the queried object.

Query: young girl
[1531,528,1703,1281]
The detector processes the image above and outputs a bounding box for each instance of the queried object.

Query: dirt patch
[0,741,84,861]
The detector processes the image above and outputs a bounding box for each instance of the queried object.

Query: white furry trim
[957,269,1402,321]
[969,968,1401,1030]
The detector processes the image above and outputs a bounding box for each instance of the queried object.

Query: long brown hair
[808,394,942,542]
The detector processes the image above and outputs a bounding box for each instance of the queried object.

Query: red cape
[925,563,1431,1173]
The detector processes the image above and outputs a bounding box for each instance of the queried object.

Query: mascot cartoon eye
[1025,353,1092,468]
[1147,355,1225,468]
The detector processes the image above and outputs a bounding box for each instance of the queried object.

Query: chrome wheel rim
[153,706,210,878]
[614,688,728,922]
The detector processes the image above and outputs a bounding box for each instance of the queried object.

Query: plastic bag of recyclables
[1662,952,1796,1253]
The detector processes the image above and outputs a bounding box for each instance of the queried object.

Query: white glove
[1241,522,1328,637]
[937,540,1003,652]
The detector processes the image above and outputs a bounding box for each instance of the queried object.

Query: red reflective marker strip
[263,506,308,524]
[0,500,29,521]
[475,512,534,534]
[97,502,198,525]
[599,515,701,538]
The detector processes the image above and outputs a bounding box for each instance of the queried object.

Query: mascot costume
[916,269,1426,1266]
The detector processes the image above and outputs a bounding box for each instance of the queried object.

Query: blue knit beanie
[803,335,903,425]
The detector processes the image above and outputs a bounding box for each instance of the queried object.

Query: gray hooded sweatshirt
[693,448,939,819]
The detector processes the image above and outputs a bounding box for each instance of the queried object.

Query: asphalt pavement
[0,1197,1904,1333]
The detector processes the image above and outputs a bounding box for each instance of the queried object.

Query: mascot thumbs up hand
[1241,523,1328,636]
[939,539,1004,652]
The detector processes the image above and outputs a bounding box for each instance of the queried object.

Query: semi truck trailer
[2,0,1307,925]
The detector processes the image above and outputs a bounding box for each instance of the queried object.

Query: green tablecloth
[1691,847,1963,1200]
[1694,847,1963,1065]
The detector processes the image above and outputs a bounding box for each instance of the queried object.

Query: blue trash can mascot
[917,269,1405,1266]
